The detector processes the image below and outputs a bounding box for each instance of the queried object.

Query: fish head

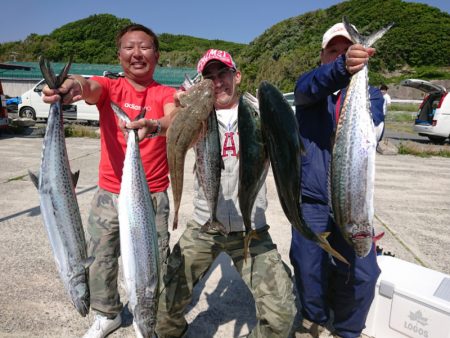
[70,281,90,317]
[133,302,157,337]
[178,79,215,122]
[179,79,214,107]
[346,223,373,258]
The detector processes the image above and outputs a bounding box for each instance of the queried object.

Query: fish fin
[82,256,95,269]
[318,232,350,266]
[28,170,39,189]
[243,230,260,263]
[72,170,80,188]
[110,101,131,123]
[373,231,385,244]
[320,231,331,239]
[343,16,394,48]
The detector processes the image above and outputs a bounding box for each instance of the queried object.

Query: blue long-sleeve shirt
[294,54,384,204]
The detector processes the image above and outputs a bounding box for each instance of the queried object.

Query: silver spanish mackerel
[331,18,393,257]
[111,103,159,338]
[29,57,91,317]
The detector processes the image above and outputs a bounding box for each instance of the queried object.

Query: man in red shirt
[43,24,176,338]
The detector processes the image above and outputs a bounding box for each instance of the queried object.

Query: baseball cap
[322,22,356,49]
[197,49,236,74]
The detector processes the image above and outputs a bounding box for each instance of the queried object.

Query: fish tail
[39,56,72,89]
[318,232,350,266]
[110,102,131,124]
[135,107,147,121]
[243,229,260,263]
[343,16,394,48]
[72,170,80,188]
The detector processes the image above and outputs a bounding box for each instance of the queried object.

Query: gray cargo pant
[156,220,296,338]
[87,187,170,317]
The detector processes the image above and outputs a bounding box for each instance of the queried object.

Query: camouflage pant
[87,187,170,317]
[156,221,296,338]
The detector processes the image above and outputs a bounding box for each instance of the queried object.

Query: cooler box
[363,256,450,338]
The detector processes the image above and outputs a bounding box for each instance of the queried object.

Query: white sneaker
[83,313,122,338]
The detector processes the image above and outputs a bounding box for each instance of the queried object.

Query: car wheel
[87,120,99,127]
[19,106,36,120]
[427,136,446,145]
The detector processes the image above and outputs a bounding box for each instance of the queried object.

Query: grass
[64,125,100,138]
[385,110,416,134]
[398,141,450,157]
[390,103,420,113]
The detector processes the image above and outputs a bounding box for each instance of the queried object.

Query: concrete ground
[0,133,449,338]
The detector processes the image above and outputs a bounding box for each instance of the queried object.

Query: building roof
[0,61,197,87]
[0,63,32,71]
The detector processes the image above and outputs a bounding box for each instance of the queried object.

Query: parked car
[6,97,21,114]
[283,92,296,111]
[18,76,99,124]
[400,79,449,144]
[0,63,32,130]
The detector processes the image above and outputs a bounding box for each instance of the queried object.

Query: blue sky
[0,0,448,44]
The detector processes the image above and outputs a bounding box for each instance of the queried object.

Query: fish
[166,79,215,230]
[194,109,227,235]
[28,56,92,317]
[258,80,348,265]
[237,92,269,259]
[331,17,394,258]
[110,102,160,338]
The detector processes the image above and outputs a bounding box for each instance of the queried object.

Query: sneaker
[83,313,122,338]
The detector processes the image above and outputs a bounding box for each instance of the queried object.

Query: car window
[283,92,295,106]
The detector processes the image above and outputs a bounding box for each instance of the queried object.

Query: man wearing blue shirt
[290,22,384,338]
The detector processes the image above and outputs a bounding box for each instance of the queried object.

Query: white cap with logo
[322,22,356,49]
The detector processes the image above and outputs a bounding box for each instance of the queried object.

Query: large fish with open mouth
[29,56,92,317]
[258,81,348,265]
[111,102,160,338]
[166,79,215,230]
[331,17,394,258]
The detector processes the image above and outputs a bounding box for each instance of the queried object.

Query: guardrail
[391,99,422,104]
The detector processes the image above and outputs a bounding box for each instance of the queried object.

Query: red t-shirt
[92,76,176,194]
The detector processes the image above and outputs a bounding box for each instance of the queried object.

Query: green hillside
[0,0,448,92]
[237,0,450,92]
[0,14,245,66]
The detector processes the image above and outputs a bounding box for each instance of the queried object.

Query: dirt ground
[0,133,449,338]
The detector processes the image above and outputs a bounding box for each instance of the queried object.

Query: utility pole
[10,52,19,62]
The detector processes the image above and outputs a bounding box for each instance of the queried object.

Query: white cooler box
[363,256,450,338]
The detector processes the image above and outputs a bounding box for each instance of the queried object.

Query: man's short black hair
[116,24,159,51]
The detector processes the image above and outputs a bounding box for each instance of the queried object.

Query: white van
[400,79,450,144]
[18,75,99,124]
